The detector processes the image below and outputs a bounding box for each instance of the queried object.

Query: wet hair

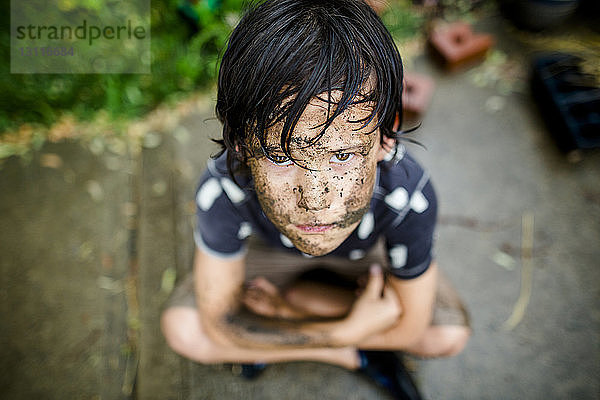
[214,0,404,174]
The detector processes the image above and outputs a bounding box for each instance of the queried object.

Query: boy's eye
[331,153,354,163]
[268,154,293,166]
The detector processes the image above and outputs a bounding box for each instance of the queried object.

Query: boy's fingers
[364,264,384,298]
[250,277,280,296]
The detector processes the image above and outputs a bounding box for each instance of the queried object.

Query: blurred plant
[0,0,246,144]
[380,0,426,40]
[1,0,429,161]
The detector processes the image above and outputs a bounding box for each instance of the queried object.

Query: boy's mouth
[295,224,334,233]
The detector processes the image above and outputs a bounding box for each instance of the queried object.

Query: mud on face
[247,95,383,256]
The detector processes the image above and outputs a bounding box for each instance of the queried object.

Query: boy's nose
[295,170,331,211]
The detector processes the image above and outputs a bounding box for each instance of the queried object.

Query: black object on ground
[531,52,600,154]
[499,0,580,31]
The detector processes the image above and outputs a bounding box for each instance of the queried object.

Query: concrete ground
[1,8,599,400]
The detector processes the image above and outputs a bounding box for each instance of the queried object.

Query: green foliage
[380,1,425,41]
[0,0,425,142]
[0,0,247,137]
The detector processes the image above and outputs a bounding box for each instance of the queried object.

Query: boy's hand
[339,264,402,344]
[242,277,307,320]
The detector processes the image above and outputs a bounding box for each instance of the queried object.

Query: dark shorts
[165,238,470,327]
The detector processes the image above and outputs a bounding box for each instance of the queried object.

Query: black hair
[214,0,404,174]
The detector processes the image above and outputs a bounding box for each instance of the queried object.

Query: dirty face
[247,96,385,256]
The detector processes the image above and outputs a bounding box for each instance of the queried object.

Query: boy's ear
[376,113,400,162]
[392,113,401,132]
[376,134,397,162]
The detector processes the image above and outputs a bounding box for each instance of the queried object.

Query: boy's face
[248,96,387,256]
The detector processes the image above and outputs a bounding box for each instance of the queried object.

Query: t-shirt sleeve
[384,179,438,279]
[194,173,250,259]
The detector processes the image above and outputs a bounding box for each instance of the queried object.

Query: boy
[161,0,470,398]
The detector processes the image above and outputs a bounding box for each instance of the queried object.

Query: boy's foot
[358,350,423,400]
[233,363,267,379]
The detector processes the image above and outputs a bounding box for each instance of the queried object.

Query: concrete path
[0,141,136,399]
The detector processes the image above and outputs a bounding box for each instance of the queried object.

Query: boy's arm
[194,247,400,350]
[359,261,438,349]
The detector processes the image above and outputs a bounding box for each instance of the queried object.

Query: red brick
[402,72,435,124]
[428,22,494,71]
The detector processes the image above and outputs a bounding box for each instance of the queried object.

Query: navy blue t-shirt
[194,145,437,279]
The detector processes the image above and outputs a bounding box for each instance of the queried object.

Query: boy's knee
[435,325,471,357]
[408,324,471,358]
[160,307,219,364]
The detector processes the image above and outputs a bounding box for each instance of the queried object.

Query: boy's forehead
[264,95,378,151]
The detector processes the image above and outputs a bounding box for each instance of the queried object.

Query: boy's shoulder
[202,152,241,179]
[197,152,253,190]
[377,145,431,199]
[195,152,255,214]
[372,145,436,230]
